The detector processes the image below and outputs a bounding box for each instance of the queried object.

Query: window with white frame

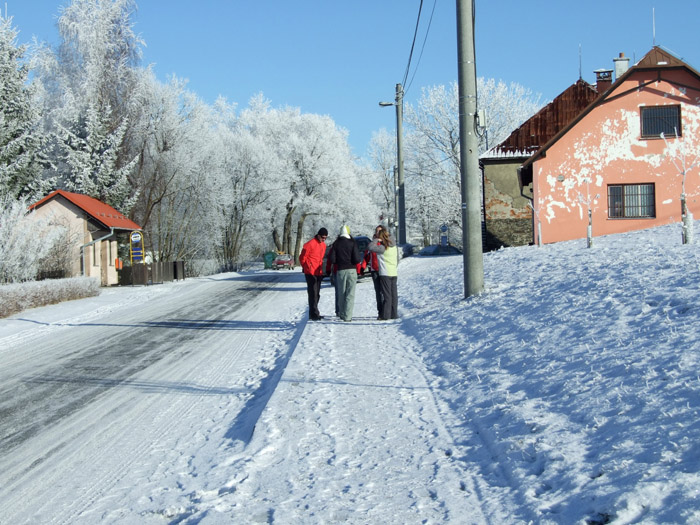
[640,105,681,138]
[608,183,656,218]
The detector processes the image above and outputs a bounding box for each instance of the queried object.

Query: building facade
[30,190,141,286]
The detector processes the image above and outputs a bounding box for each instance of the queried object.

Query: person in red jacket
[299,227,328,320]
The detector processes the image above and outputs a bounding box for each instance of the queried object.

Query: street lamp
[379,83,406,245]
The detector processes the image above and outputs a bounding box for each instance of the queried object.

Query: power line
[405,0,438,96]
[402,0,424,89]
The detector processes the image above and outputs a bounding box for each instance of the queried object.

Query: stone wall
[484,218,533,251]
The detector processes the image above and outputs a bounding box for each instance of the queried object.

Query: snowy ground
[2,222,700,524]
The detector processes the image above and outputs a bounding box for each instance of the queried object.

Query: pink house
[520,47,700,244]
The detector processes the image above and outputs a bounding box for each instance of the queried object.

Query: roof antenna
[652,7,656,47]
[579,44,582,79]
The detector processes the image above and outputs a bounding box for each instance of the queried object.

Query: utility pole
[395,83,406,245]
[456,0,484,298]
[380,84,406,245]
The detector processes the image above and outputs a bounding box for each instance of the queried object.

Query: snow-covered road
[0,268,505,524]
[0,272,305,522]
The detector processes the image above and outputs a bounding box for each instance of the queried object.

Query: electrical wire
[405,0,438,96]
[402,0,424,89]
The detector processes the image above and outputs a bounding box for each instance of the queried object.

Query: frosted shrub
[0,276,100,318]
[0,195,66,283]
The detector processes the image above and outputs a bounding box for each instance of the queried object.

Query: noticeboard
[130,231,144,263]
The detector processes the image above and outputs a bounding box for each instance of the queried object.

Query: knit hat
[317,227,328,237]
[339,225,351,239]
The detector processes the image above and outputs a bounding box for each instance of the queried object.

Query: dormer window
[641,105,681,138]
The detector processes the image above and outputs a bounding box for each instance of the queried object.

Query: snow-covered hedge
[0,277,100,318]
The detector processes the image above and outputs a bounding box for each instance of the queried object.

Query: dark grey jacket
[330,236,361,271]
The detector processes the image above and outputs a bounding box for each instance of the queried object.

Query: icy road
[0,269,509,524]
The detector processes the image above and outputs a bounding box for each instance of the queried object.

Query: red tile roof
[30,190,141,231]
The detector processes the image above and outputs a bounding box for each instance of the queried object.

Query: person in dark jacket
[299,227,328,320]
[330,225,362,322]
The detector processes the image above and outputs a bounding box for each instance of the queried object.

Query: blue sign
[130,231,144,263]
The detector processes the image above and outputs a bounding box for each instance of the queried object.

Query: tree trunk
[294,212,317,263]
[272,228,282,253]
[682,194,694,244]
[283,204,296,254]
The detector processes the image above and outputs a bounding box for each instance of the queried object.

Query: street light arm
[379,101,395,107]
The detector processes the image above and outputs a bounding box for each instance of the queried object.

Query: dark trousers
[371,271,383,315]
[379,276,398,319]
[304,273,323,319]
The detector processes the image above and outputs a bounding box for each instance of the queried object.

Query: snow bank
[0,276,100,318]
[399,222,700,523]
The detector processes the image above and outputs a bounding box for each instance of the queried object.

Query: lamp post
[379,83,406,245]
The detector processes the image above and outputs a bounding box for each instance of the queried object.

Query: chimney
[594,68,613,94]
[613,52,630,80]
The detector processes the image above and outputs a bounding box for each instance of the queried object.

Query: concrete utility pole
[380,84,406,245]
[456,0,484,298]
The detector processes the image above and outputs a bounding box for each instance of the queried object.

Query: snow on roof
[30,189,141,231]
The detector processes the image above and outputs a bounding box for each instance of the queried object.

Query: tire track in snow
[0,276,280,457]
[51,330,261,525]
[0,273,306,524]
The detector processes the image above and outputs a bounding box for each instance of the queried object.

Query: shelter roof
[30,189,141,231]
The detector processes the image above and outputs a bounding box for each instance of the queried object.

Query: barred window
[641,105,681,138]
[608,184,656,218]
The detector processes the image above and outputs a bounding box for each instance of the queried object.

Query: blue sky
[6,1,700,158]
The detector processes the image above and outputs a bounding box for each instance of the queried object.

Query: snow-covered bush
[0,276,99,318]
[0,195,65,283]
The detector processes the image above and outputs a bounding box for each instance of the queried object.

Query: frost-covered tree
[54,0,142,121]
[661,129,700,245]
[127,72,189,233]
[0,195,65,283]
[58,105,136,209]
[477,78,542,151]
[210,98,275,268]
[366,128,397,224]
[402,78,542,246]
[249,101,369,259]
[33,0,142,211]
[139,88,219,263]
[0,16,50,200]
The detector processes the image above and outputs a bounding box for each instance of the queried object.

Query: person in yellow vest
[367,228,399,320]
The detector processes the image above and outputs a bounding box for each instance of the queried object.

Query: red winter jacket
[299,237,326,276]
[364,249,379,272]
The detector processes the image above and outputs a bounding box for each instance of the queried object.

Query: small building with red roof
[29,190,141,286]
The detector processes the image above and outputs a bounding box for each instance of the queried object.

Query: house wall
[483,159,533,248]
[532,69,700,244]
[31,198,86,277]
[30,198,120,286]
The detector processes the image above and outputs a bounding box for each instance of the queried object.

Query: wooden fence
[119,261,186,286]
